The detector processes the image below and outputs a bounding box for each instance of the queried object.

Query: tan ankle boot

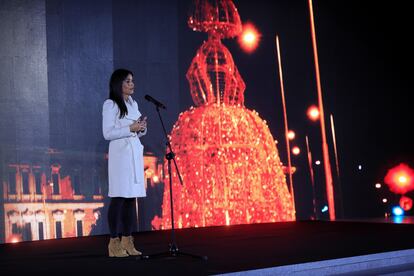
[121,236,142,256]
[108,237,128,257]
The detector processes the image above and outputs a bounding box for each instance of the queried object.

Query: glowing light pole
[275,35,295,207]
[308,0,336,220]
[330,113,345,218]
[306,135,317,219]
[330,114,340,178]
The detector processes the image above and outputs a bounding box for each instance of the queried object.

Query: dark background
[0,0,412,243]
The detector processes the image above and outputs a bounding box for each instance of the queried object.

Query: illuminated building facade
[2,148,105,243]
[2,148,162,243]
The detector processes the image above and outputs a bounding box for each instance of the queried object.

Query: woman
[102,69,147,257]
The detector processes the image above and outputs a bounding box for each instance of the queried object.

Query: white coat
[102,96,147,198]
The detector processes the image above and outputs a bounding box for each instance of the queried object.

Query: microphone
[144,94,166,109]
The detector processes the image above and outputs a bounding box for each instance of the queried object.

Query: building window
[76,220,83,237]
[38,222,44,240]
[12,223,19,234]
[73,175,81,195]
[8,172,16,194]
[22,171,30,194]
[52,173,60,195]
[55,221,62,239]
[35,172,42,194]
[94,175,101,195]
[22,223,32,241]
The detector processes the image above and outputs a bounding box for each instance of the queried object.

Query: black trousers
[107,197,136,238]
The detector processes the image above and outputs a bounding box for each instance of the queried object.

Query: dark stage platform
[1,220,414,275]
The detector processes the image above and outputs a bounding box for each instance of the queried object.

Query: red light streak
[275,35,295,210]
[308,0,335,220]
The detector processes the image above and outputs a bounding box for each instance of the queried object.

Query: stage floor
[1,220,414,275]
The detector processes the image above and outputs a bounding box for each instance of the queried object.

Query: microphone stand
[146,105,207,261]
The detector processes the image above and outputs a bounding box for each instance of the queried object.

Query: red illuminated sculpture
[152,0,295,230]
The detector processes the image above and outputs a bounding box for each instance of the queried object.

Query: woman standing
[102,69,147,257]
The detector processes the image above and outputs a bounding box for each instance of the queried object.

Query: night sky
[177,0,412,219]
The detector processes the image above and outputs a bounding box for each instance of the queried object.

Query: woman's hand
[129,117,147,133]
[139,117,147,132]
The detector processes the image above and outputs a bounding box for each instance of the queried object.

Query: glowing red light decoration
[399,196,413,211]
[7,234,21,243]
[152,0,295,230]
[238,23,260,53]
[188,0,242,38]
[307,105,320,121]
[287,130,295,140]
[186,37,245,106]
[384,163,414,195]
[292,146,300,155]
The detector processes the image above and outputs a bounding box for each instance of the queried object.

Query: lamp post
[306,135,317,219]
[308,0,336,220]
[275,35,295,208]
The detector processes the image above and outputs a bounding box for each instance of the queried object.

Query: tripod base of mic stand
[147,243,208,261]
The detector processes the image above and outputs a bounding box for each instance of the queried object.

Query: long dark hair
[109,68,133,118]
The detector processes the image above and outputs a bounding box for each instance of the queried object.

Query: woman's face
[122,74,134,97]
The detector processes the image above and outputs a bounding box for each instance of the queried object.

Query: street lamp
[308,0,336,220]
